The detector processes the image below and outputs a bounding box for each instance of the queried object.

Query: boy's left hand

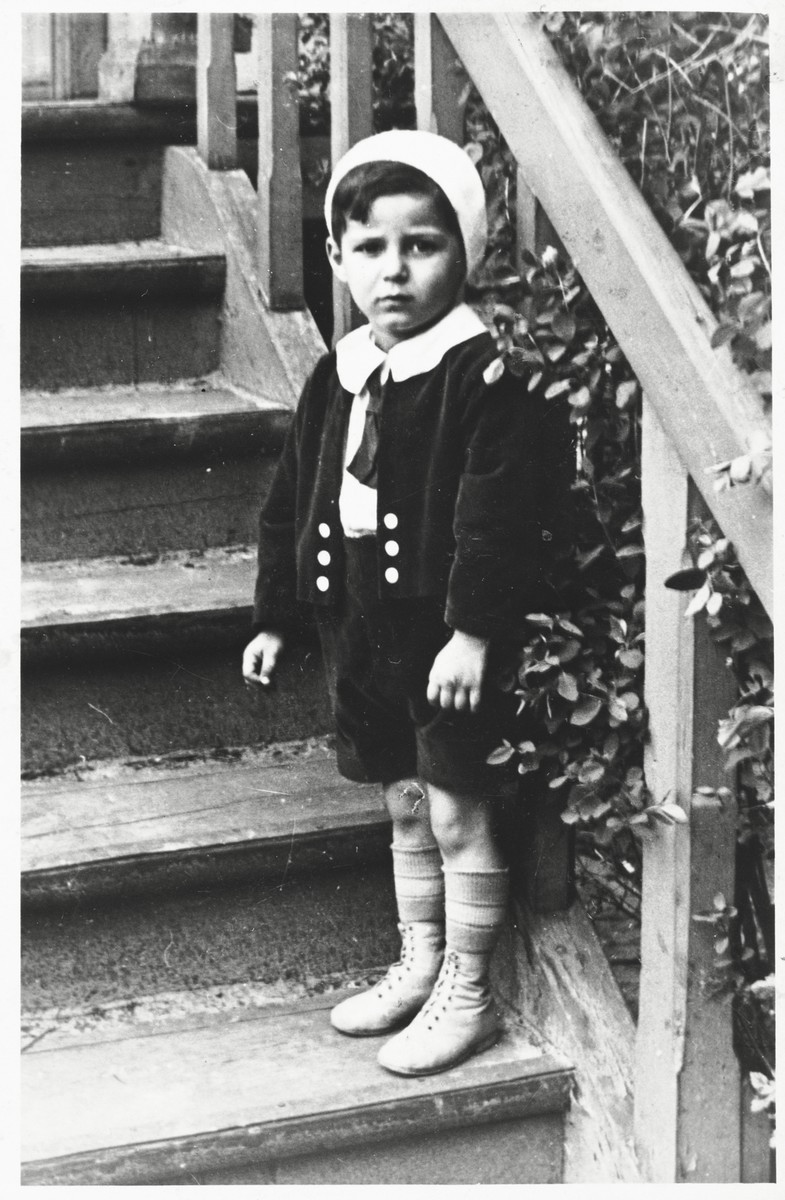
[427,630,489,712]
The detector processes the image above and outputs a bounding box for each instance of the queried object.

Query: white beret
[325,130,488,278]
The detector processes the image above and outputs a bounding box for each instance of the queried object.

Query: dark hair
[330,161,463,249]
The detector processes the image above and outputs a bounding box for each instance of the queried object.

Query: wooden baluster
[636,397,740,1182]
[515,161,573,913]
[414,15,467,142]
[515,170,539,259]
[197,14,238,171]
[256,14,303,310]
[515,170,560,263]
[329,14,373,344]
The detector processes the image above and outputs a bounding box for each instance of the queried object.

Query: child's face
[327,193,466,350]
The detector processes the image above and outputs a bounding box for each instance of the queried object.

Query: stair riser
[22,257,226,304]
[21,298,222,390]
[193,1113,566,1186]
[22,452,276,562]
[21,408,289,471]
[26,1110,566,1186]
[23,823,392,910]
[22,858,398,1015]
[22,621,333,775]
[22,142,165,248]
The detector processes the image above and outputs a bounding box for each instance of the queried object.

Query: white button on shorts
[318,523,330,538]
[316,576,330,592]
[383,513,398,530]
[384,540,399,557]
[384,567,399,584]
[317,550,331,566]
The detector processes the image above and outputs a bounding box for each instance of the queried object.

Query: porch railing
[189,12,772,1184]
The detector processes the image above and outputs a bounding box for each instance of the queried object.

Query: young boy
[243,130,549,1076]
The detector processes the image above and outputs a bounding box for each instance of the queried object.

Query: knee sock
[391,843,445,924]
[443,867,509,968]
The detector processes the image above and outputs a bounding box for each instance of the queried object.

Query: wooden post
[256,14,303,310]
[636,398,740,1181]
[513,785,575,913]
[329,14,373,344]
[51,14,107,100]
[197,14,238,171]
[413,15,467,144]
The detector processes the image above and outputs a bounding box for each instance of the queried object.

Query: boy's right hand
[242,630,285,689]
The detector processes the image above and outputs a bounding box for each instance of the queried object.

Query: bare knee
[428,785,499,866]
[383,778,431,844]
[428,792,484,857]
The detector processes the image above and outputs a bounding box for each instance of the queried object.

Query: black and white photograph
[16,5,776,1188]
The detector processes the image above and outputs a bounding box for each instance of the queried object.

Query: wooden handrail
[437,13,771,618]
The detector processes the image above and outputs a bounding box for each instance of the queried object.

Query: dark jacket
[252,331,555,641]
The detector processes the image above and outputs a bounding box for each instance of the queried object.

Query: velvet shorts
[314,536,515,794]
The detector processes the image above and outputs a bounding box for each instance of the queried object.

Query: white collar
[334,303,487,394]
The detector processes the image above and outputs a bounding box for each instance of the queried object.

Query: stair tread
[22,993,568,1174]
[22,740,385,875]
[22,545,256,629]
[21,240,226,307]
[21,381,287,431]
[21,239,222,269]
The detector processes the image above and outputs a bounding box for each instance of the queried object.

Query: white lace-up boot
[376,950,499,1075]
[330,921,444,1036]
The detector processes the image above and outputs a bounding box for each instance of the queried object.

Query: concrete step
[21,739,397,1015]
[21,379,290,561]
[21,379,290,468]
[21,98,264,248]
[21,610,332,775]
[21,379,289,561]
[22,847,398,1018]
[22,738,389,906]
[20,545,332,779]
[22,103,187,249]
[21,988,571,1185]
[22,545,257,631]
[21,241,226,390]
[21,239,226,303]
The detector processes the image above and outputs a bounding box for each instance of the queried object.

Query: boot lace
[411,951,458,1030]
[374,923,417,995]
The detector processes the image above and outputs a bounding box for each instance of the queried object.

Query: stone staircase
[20,101,575,1185]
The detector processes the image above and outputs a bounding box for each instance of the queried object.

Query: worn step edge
[21,240,226,304]
[22,545,257,632]
[21,380,291,467]
[22,739,389,906]
[21,993,571,1185]
[22,97,261,145]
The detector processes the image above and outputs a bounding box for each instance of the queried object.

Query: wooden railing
[190,12,772,1184]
